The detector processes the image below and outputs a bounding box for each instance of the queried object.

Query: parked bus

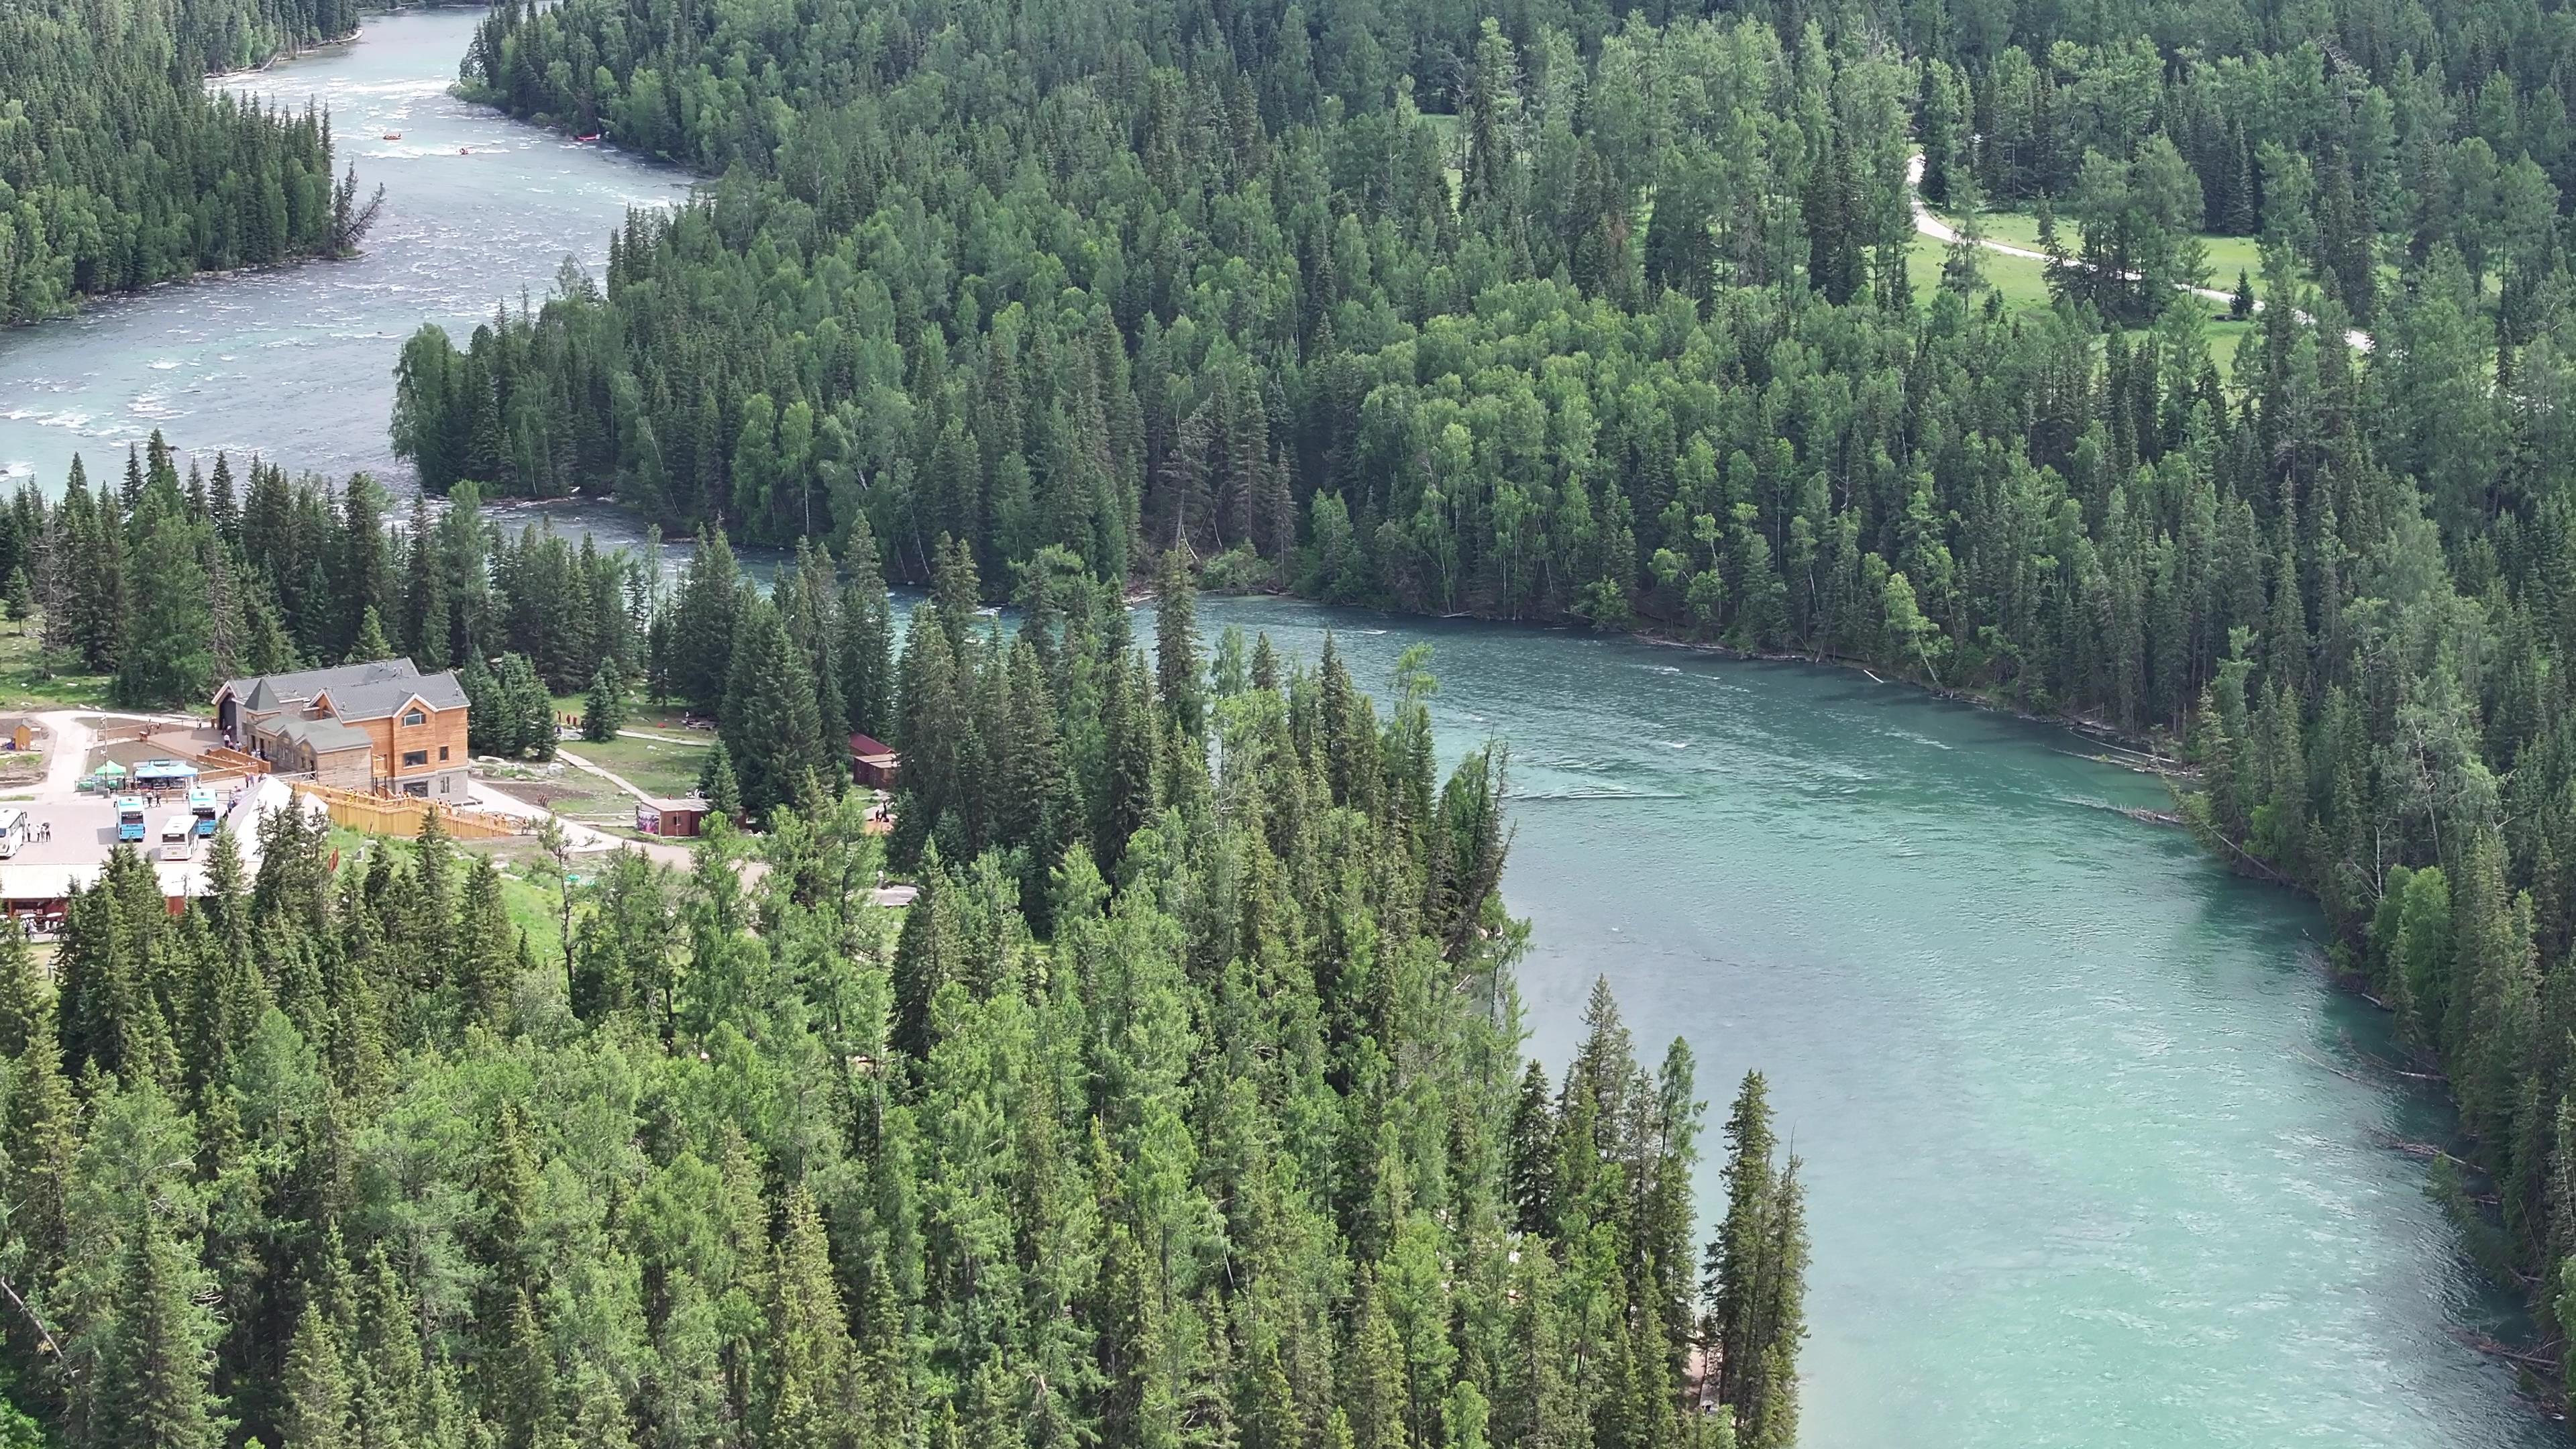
[114,796,147,843]
[187,786,218,838]
[0,809,28,859]
[158,816,194,862]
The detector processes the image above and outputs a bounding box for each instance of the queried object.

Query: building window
[439,746,449,761]
[403,782,428,798]
[402,749,429,768]
[439,777,451,794]
[402,710,426,727]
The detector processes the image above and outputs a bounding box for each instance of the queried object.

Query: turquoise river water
[0,11,2559,1446]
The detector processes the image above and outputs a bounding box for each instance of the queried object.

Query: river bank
[0,8,687,494]
[0,11,2559,1444]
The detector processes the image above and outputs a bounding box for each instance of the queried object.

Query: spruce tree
[1344,1273,1408,1449]
[837,523,896,739]
[95,1208,230,1449]
[1155,548,1203,739]
[350,1246,430,1449]
[1744,1160,1809,1449]
[493,652,557,761]
[718,598,824,823]
[759,1188,859,1444]
[670,527,741,712]
[278,1299,354,1449]
[582,657,627,743]
[346,607,393,664]
[696,739,743,820]
[0,921,40,1058]
[1705,1071,1805,1445]
[112,491,213,707]
[3,1000,75,1274]
[451,856,517,1031]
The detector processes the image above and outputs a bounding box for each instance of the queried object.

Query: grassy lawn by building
[562,730,714,800]
[0,619,113,712]
[1948,208,2273,283]
[1905,226,2056,312]
[478,765,634,826]
[1904,227,2252,380]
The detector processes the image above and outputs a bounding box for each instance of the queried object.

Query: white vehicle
[158,816,195,862]
[0,809,28,859]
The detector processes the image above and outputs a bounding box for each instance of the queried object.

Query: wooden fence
[199,746,270,777]
[299,783,525,841]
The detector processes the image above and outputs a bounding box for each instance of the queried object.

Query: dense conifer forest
[28,0,2576,1426]
[0,438,1812,1444]
[369,0,2576,1399]
[0,0,381,325]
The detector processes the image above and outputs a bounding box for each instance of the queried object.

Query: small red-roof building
[849,733,901,790]
[637,796,710,839]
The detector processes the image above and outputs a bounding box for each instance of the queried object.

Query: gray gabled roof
[219,658,468,722]
[315,671,468,722]
[220,658,420,710]
[271,716,371,754]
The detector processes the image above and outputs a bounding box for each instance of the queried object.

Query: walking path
[557,747,660,806]
[465,776,702,872]
[1904,154,2375,352]
[30,710,209,798]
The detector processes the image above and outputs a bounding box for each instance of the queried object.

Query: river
[0,11,2557,1447]
[1196,600,2547,1449]
[0,7,684,554]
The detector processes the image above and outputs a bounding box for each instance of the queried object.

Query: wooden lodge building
[214,659,472,798]
[849,733,900,790]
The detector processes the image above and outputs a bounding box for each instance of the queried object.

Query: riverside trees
[0,0,372,325]
[3,443,650,726]
[404,0,2576,1387]
[0,550,1799,1446]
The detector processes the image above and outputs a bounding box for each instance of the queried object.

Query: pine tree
[582,657,627,743]
[718,598,824,823]
[759,1187,859,1446]
[0,920,40,1057]
[3,1000,76,1273]
[278,1299,355,1449]
[112,492,213,707]
[699,740,743,819]
[671,527,742,712]
[1155,548,1203,739]
[93,1208,230,1449]
[1705,1071,1803,1446]
[347,607,394,664]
